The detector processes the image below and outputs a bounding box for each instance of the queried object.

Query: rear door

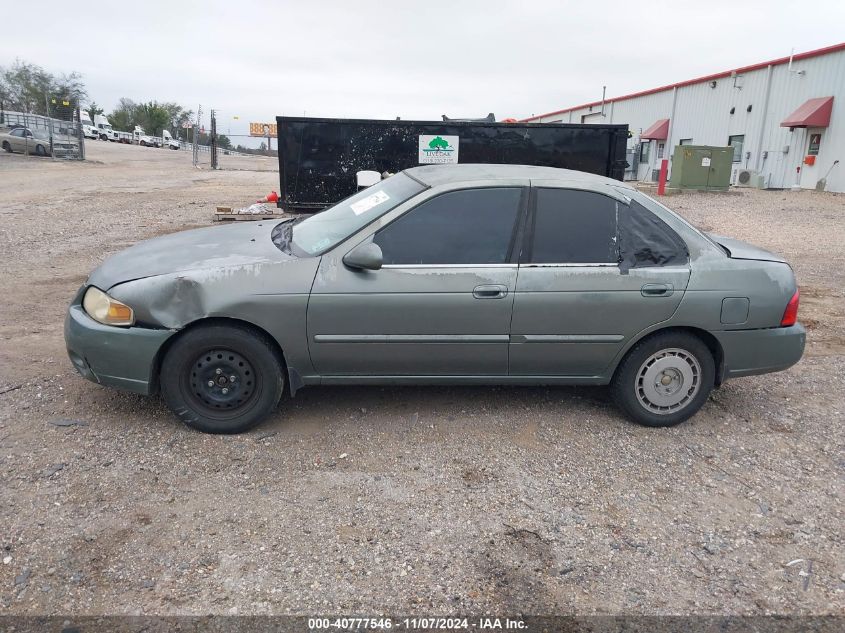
[509,183,691,377]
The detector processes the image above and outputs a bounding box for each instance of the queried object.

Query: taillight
[781,289,800,327]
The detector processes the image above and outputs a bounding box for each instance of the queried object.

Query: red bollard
[657,159,669,196]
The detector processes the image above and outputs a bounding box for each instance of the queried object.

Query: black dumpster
[275,116,629,212]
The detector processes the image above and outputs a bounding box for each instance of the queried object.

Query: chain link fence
[0,98,85,160]
[187,110,278,172]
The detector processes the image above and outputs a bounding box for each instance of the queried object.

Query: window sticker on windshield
[350,190,390,215]
[311,237,332,251]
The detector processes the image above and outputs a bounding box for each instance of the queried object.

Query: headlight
[82,286,135,326]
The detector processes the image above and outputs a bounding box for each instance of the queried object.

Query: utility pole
[193,104,202,167]
[210,109,218,170]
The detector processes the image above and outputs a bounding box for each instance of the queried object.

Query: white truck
[133,126,180,150]
[94,114,119,142]
[133,126,157,147]
[161,129,180,150]
[80,112,98,140]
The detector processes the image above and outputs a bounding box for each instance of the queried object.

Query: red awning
[641,118,669,140]
[781,97,834,128]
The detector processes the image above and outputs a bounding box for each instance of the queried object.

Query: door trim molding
[380,264,518,269]
[313,334,510,343]
[510,334,625,344]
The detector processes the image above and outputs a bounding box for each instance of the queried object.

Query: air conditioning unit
[734,168,765,188]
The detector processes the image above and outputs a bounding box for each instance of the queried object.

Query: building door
[799,128,824,189]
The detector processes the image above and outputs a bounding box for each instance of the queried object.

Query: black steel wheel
[185,348,258,414]
[160,324,284,434]
[35,144,47,156]
[2,141,11,153]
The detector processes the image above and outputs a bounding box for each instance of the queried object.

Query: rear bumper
[64,303,176,395]
[714,323,806,379]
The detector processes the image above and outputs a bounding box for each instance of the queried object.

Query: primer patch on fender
[350,190,389,215]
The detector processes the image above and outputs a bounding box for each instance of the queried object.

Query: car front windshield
[291,173,425,256]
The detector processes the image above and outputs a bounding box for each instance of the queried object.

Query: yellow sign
[249,122,277,138]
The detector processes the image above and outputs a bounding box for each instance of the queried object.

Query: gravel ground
[0,143,843,616]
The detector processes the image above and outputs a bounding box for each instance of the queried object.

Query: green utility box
[669,145,733,190]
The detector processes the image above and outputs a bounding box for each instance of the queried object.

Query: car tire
[2,141,10,153]
[160,324,285,434]
[610,331,714,428]
[35,144,47,156]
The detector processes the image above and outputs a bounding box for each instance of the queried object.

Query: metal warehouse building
[523,43,844,193]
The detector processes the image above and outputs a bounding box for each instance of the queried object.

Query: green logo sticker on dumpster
[419,135,459,164]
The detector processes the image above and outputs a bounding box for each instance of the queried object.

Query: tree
[107,97,136,131]
[191,131,231,148]
[86,101,104,122]
[52,71,87,105]
[135,102,171,136]
[0,59,87,115]
[107,99,194,136]
[158,102,194,130]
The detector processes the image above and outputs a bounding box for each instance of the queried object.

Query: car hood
[88,220,293,290]
[707,233,788,264]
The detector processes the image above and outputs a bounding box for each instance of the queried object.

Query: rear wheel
[160,324,284,434]
[2,141,10,153]
[611,331,714,427]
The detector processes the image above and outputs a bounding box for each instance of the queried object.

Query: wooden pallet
[214,206,285,222]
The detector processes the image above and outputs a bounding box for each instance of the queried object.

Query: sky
[2,0,843,142]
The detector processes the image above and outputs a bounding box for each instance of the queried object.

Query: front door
[509,185,691,377]
[308,187,526,376]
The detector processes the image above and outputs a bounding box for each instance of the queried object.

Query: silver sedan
[0,127,51,156]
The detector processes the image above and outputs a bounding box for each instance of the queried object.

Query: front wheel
[160,324,284,434]
[35,144,47,156]
[610,331,714,427]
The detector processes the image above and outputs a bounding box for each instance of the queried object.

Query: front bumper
[714,323,806,379]
[64,303,176,395]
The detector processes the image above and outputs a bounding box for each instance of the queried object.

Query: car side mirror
[343,242,383,271]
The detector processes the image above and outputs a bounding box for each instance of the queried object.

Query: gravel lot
[0,142,843,616]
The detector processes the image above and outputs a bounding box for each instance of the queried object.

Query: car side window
[526,188,619,264]
[618,200,689,270]
[373,188,523,265]
[10,129,24,137]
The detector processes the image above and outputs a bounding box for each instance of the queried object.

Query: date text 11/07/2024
[308,617,528,630]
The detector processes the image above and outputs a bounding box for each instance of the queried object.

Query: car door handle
[641,283,673,297]
[473,284,508,299]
